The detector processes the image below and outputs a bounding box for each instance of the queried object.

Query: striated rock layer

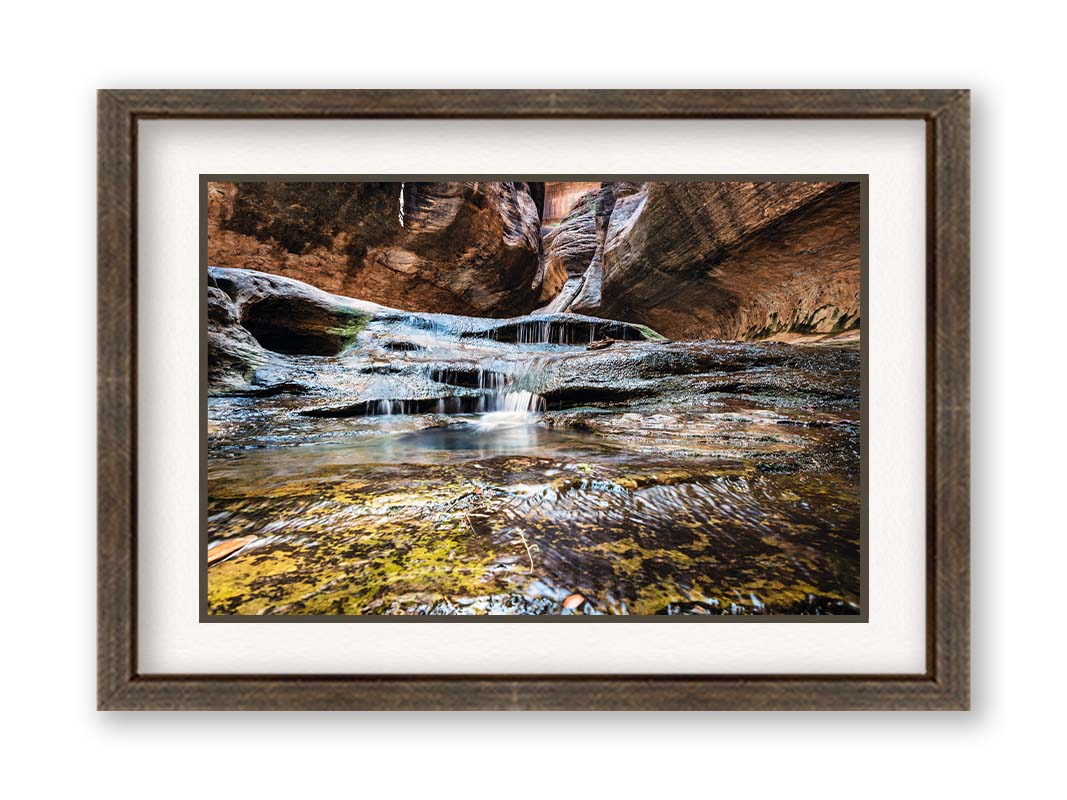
[555,181,861,341]
[208,181,543,317]
[536,188,600,311]
[209,179,861,341]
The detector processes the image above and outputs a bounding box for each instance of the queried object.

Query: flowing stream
[207,311,861,616]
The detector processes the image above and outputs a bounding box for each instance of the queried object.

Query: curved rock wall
[536,188,600,311]
[555,181,861,341]
[208,181,543,317]
[208,179,861,340]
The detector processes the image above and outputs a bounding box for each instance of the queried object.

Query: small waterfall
[516,320,570,345]
[346,365,547,419]
[498,390,544,413]
[375,399,406,416]
[470,317,641,345]
[398,182,405,227]
[428,364,546,418]
[364,389,543,418]
[476,388,544,428]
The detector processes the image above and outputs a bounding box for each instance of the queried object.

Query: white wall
[3,1,1061,797]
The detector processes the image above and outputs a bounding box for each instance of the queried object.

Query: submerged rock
[206,452,860,616]
[207,535,257,564]
[562,592,586,609]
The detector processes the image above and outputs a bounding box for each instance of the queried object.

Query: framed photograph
[98,89,969,710]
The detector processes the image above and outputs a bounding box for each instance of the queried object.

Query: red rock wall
[542,182,602,225]
[208,179,861,339]
[592,181,862,340]
[208,181,543,317]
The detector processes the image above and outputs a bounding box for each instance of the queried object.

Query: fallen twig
[465,512,534,575]
[515,528,535,574]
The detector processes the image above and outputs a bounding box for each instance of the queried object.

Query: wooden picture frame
[98,89,969,710]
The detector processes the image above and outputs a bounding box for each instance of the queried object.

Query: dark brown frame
[98,90,969,710]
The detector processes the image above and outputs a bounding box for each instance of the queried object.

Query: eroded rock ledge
[207,266,665,396]
[208,266,857,428]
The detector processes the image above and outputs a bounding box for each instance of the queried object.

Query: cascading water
[428,364,545,422]
[357,310,625,420]
[211,283,861,616]
[469,316,643,345]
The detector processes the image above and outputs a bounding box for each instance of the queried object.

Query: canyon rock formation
[208,181,543,317]
[208,180,861,341]
[206,266,663,395]
[553,181,862,341]
[536,188,600,311]
[541,181,602,225]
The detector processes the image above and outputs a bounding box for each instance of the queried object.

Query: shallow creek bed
[207,364,860,616]
[206,266,861,616]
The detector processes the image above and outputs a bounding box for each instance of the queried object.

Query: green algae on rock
[208,420,859,615]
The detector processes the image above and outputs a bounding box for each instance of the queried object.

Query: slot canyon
[206,180,861,616]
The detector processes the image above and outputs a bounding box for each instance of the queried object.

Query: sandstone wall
[208,181,543,317]
[207,179,861,339]
[542,181,602,225]
[555,181,861,340]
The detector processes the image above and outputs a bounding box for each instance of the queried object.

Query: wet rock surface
[207,267,860,616]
